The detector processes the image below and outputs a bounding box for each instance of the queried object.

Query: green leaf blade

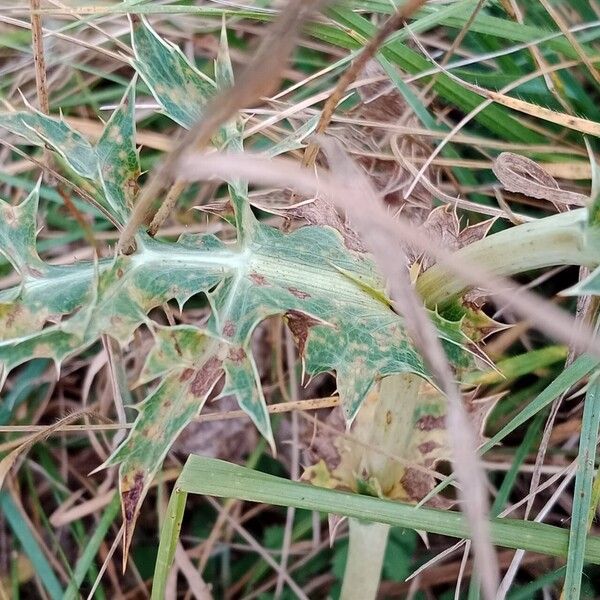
[130,15,216,129]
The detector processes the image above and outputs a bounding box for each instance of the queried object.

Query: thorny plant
[2,3,600,600]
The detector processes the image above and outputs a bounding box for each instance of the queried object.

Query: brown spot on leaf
[249,272,267,286]
[400,468,434,502]
[223,320,236,337]
[190,357,223,397]
[117,268,124,278]
[285,310,320,356]
[416,414,445,431]
[288,287,311,299]
[123,471,144,522]
[288,198,365,252]
[2,304,22,330]
[462,290,486,311]
[179,368,194,382]
[417,440,439,455]
[172,336,183,357]
[385,410,392,425]
[227,347,247,363]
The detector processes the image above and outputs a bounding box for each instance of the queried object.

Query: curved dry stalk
[493,152,588,207]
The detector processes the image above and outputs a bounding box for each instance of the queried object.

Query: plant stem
[340,518,390,600]
[416,208,597,307]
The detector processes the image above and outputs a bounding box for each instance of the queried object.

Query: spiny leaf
[0,107,97,178]
[0,228,228,376]
[0,18,478,563]
[0,182,473,546]
[566,266,600,296]
[0,181,43,274]
[129,14,216,129]
[96,81,140,222]
[104,327,225,562]
[0,85,140,225]
[130,15,254,241]
[103,325,274,556]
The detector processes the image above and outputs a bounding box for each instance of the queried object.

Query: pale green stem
[416,208,598,307]
[340,518,391,600]
[340,374,420,599]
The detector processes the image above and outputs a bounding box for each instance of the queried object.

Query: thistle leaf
[96,81,140,222]
[0,182,43,274]
[0,109,97,178]
[129,15,215,129]
[105,327,226,562]
[0,85,140,225]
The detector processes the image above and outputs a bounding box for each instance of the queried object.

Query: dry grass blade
[116,0,329,253]
[0,410,111,491]
[459,76,600,136]
[0,397,340,440]
[493,152,588,207]
[403,53,582,200]
[174,544,212,600]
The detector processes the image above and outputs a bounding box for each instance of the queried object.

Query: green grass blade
[483,354,599,453]
[465,345,568,387]
[0,492,64,600]
[165,455,600,561]
[63,492,121,600]
[326,6,544,143]
[562,372,600,597]
[151,487,188,600]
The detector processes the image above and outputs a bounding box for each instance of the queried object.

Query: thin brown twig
[147,180,187,237]
[30,0,49,115]
[0,396,340,436]
[301,0,427,169]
